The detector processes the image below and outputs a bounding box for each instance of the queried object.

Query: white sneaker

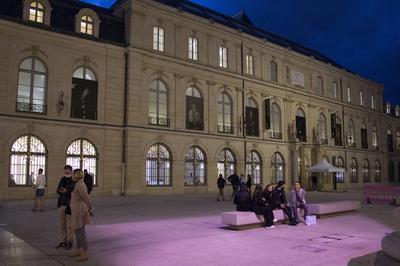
[266,225,276,229]
[273,219,278,223]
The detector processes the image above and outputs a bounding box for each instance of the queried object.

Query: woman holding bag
[70,169,93,262]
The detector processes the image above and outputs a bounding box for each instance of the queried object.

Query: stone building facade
[0,0,399,200]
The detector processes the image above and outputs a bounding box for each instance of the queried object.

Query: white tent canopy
[306,159,345,173]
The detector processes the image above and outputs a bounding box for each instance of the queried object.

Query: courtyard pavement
[0,189,399,266]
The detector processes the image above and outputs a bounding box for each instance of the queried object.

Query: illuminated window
[184,146,206,186]
[148,80,168,126]
[153,26,165,52]
[359,90,363,106]
[246,150,262,185]
[372,126,378,149]
[73,66,96,81]
[245,54,254,75]
[219,46,228,68]
[217,148,236,180]
[17,57,47,114]
[29,1,44,23]
[371,95,375,110]
[271,152,285,184]
[80,15,94,35]
[350,158,358,183]
[66,139,97,185]
[217,93,233,133]
[146,144,171,186]
[10,135,47,186]
[188,37,198,60]
[347,86,351,102]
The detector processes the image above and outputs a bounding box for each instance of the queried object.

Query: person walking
[246,174,252,193]
[290,182,309,223]
[227,172,240,200]
[272,181,298,226]
[32,168,46,212]
[252,185,275,228]
[83,170,93,195]
[216,174,226,201]
[70,169,93,262]
[56,165,75,250]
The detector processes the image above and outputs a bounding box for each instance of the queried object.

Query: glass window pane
[20,58,32,70]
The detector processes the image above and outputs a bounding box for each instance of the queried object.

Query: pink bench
[363,185,400,204]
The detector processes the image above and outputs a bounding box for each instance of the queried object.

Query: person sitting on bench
[273,181,298,226]
[252,185,275,228]
[234,183,251,211]
[290,182,308,223]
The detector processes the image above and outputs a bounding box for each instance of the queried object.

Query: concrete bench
[308,200,361,218]
[221,210,287,230]
[363,185,400,204]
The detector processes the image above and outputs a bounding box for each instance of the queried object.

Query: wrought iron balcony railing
[16,102,47,114]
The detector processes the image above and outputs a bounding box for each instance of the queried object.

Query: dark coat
[252,191,268,215]
[217,177,226,189]
[84,173,93,194]
[272,187,287,205]
[228,174,240,186]
[234,189,251,211]
[56,176,75,208]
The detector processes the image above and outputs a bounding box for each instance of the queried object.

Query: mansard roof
[0,0,126,45]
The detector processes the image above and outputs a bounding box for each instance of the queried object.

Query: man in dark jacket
[273,180,298,226]
[234,183,251,211]
[228,172,240,200]
[83,169,93,195]
[216,174,226,201]
[56,165,75,249]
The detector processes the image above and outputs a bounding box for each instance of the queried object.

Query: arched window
[270,61,278,82]
[374,160,382,183]
[317,76,323,94]
[153,26,165,52]
[10,135,47,186]
[80,15,93,35]
[149,80,169,126]
[246,150,262,185]
[217,148,236,179]
[245,97,259,136]
[350,158,358,183]
[372,125,378,149]
[29,1,44,23]
[361,122,368,149]
[347,119,355,147]
[245,54,254,75]
[332,81,338,99]
[188,37,198,60]
[270,103,281,139]
[17,57,47,114]
[334,116,343,146]
[186,87,203,130]
[388,161,395,182]
[387,129,394,152]
[318,113,327,144]
[217,93,233,133]
[71,66,98,120]
[271,152,285,184]
[295,108,306,142]
[184,146,206,186]
[146,144,171,186]
[66,139,98,185]
[335,156,345,183]
[362,159,370,183]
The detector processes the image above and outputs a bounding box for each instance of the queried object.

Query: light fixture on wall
[56,90,65,113]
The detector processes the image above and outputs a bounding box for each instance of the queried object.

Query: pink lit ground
[0,190,399,266]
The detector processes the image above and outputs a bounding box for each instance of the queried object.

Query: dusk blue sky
[82,0,400,104]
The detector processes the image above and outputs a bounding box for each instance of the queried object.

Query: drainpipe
[121,50,129,195]
[241,41,246,175]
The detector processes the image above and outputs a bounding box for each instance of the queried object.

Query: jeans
[292,202,308,221]
[75,227,88,251]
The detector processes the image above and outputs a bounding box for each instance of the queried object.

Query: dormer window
[23,0,51,25]
[29,1,44,23]
[80,15,93,35]
[75,9,100,37]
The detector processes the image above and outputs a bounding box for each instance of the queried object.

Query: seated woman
[234,183,251,211]
[252,185,275,228]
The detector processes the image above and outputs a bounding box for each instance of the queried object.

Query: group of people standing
[218,173,308,228]
[55,165,93,262]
